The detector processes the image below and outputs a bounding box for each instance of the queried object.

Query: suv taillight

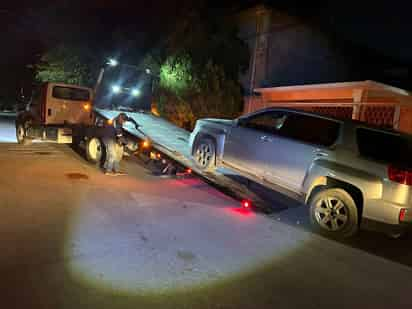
[388,165,412,185]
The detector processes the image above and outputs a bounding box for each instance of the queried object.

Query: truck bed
[95,108,193,168]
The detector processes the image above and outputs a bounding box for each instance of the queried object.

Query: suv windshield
[357,127,412,167]
[52,86,90,101]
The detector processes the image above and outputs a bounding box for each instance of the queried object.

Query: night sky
[0,0,411,102]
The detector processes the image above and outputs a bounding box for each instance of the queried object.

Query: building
[246,80,412,134]
[236,4,349,95]
[235,5,412,134]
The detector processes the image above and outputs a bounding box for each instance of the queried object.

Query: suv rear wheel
[309,188,359,238]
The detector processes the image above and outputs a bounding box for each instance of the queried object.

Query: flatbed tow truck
[15,64,270,211]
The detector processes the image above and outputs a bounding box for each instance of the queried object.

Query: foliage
[35,44,99,87]
[154,53,243,130]
[159,53,196,96]
[152,11,249,129]
[32,7,249,130]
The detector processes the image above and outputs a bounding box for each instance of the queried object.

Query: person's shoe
[114,171,127,176]
[104,171,116,176]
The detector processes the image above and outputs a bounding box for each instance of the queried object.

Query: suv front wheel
[309,188,359,238]
[193,137,216,172]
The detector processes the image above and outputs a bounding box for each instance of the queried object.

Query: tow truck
[15,63,192,175]
[15,61,265,209]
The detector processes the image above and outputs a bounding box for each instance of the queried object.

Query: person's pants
[103,138,124,172]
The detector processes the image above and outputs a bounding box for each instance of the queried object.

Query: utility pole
[249,5,270,94]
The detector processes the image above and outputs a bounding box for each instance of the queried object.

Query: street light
[107,58,119,67]
[111,85,121,94]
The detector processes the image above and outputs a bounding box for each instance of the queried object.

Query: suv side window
[279,113,340,147]
[239,111,287,134]
[357,128,412,167]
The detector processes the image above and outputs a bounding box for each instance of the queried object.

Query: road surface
[1,115,412,309]
[0,113,16,142]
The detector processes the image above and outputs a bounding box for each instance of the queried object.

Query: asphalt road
[1,115,412,309]
[0,113,16,142]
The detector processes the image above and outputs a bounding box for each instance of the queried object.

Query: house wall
[399,108,412,134]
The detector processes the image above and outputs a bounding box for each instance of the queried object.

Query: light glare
[112,85,121,94]
[107,58,118,67]
[131,88,141,97]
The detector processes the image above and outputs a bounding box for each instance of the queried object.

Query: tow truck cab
[16,82,94,144]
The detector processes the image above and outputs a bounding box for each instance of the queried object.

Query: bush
[155,55,243,130]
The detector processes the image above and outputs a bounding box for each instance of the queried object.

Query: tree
[152,9,249,129]
[35,44,101,87]
[159,53,196,96]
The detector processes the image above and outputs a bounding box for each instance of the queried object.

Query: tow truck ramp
[94,108,271,211]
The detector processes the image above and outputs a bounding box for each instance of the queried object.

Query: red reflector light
[242,200,251,208]
[388,165,412,185]
[186,168,192,174]
[400,208,406,222]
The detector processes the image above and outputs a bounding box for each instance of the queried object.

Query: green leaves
[151,11,249,130]
[34,44,98,87]
[159,53,195,96]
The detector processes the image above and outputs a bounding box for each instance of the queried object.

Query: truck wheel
[16,122,31,145]
[86,137,103,165]
[193,137,216,172]
[309,188,359,238]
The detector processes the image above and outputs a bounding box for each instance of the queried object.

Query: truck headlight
[131,88,140,97]
[112,85,121,94]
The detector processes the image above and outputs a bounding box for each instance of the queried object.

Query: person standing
[103,113,139,176]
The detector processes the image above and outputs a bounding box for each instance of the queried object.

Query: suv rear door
[264,112,341,193]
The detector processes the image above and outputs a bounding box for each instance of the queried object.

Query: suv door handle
[260,135,273,142]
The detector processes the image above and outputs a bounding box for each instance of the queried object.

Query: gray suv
[189,108,412,238]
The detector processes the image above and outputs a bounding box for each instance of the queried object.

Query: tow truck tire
[193,137,216,172]
[16,122,32,145]
[86,137,104,165]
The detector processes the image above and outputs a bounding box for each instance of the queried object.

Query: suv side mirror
[236,118,245,127]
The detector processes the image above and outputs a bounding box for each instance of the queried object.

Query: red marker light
[186,168,192,174]
[242,200,251,208]
[400,208,406,222]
